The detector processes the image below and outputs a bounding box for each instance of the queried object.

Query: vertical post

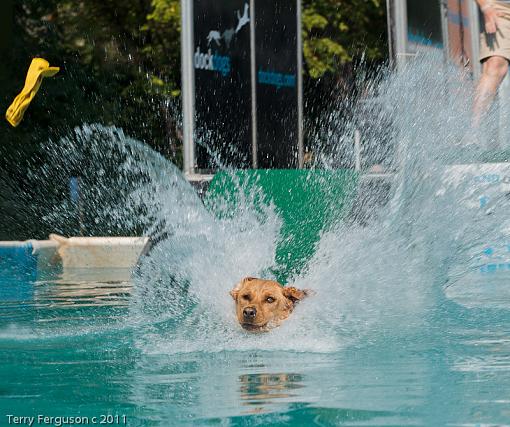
[297,0,304,169]
[69,177,84,236]
[393,0,408,68]
[468,0,481,80]
[354,129,362,172]
[440,0,450,64]
[181,0,195,175]
[386,0,395,64]
[250,0,258,169]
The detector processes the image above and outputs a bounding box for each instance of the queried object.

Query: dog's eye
[242,294,251,301]
[266,297,275,303]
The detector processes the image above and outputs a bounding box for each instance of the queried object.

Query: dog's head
[230,277,309,331]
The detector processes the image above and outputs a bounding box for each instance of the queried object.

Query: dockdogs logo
[194,48,231,77]
[194,2,250,77]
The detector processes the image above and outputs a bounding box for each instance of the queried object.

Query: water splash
[15,53,510,350]
[130,53,496,353]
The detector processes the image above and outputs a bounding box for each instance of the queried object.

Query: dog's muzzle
[243,306,257,320]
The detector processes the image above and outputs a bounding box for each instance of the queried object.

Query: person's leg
[473,56,509,127]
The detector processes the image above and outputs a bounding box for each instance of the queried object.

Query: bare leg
[473,56,509,128]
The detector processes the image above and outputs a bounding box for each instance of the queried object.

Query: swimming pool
[2,154,510,426]
[3,56,510,426]
[2,263,510,426]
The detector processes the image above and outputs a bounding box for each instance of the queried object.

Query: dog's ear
[230,282,242,300]
[230,288,239,300]
[283,286,309,303]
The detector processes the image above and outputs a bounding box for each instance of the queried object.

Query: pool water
[2,270,510,426]
[3,54,510,426]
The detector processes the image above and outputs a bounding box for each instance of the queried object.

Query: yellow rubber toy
[5,58,60,127]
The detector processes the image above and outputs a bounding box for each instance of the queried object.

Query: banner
[186,0,302,171]
[255,1,300,168]
[193,0,253,170]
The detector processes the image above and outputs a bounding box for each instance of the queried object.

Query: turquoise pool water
[1,265,510,426]
[3,55,510,426]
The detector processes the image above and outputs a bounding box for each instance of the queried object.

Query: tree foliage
[0,0,387,239]
[302,0,387,78]
[1,0,387,153]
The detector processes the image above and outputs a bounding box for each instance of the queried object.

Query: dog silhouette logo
[235,3,250,33]
[205,3,250,48]
[222,28,236,48]
[207,30,222,46]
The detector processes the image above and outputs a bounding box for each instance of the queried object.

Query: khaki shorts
[480,1,510,62]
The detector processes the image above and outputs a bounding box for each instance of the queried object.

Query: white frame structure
[249,0,258,169]
[180,0,304,175]
[466,0,481,79]
[181,0,195,176]
[296,0,304,168]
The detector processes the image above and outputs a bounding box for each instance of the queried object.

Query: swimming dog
[230,277,309,331]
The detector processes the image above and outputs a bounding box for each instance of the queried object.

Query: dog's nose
[243,307,257,319]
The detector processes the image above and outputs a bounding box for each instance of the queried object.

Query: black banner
[193,0,253,170]
[255,1,299,168]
